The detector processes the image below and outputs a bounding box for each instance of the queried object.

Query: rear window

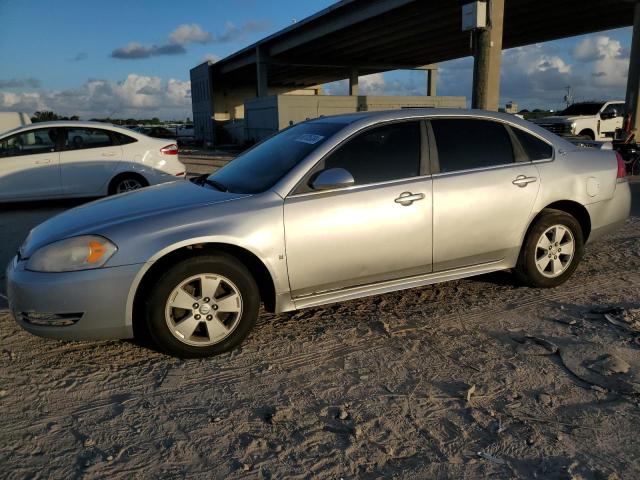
[115,132,137,145]
[512,128,553,161]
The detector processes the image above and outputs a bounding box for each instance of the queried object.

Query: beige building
[243,94,466,143]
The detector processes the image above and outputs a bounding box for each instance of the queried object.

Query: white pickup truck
[533,101,625,141]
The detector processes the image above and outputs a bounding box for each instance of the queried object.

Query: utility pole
[564,86,573,109]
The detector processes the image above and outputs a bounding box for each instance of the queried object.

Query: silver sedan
[6,110,631,357]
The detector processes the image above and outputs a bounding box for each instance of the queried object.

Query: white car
[0,121,186,202]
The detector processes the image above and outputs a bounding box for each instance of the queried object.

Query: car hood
[534,116,584,124]
[20,180,249,258]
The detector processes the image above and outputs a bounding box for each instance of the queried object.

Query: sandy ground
[0,175,639,479]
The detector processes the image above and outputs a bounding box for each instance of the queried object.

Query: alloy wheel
[116,178,143,193]
[164,273,243,346]
[534,224,575,278]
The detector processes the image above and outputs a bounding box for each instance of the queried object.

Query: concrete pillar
[625,2,640,134]
[427,68,438,96]
[471,0,505,110]
[256,47,268,98]
[349,68,359,96]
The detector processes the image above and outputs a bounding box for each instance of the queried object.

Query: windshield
[561,103,604,116]
[206,122,344,194]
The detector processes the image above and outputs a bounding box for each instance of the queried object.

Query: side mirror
[310,167,355,191]
[601,110,617,120]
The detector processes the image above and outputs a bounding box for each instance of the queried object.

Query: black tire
[578,129,595,140]
[108,174,148,195]
[143,254,260,358]
[515,209,584,288]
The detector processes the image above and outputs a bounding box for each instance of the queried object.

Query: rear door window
[431,119,515,173]
[64,128,114,150]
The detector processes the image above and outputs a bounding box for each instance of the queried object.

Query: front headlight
[26,235,117,272]
[570,122,577,132]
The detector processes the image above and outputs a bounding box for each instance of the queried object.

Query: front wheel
[144,254,260,358]
[515,210,584,288]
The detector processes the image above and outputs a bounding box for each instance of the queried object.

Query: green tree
[31,111,60,122]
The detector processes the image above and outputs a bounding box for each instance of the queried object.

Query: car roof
[571,100,624,104]
[308,108,518,127]
[0,120,145,138]
[309,108,523,124]
[11,120,122,129]
[310,108,575,148]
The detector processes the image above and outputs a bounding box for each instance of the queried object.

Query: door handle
[101,152,117,157]
[512,175,537,187]
[394,191,425,206]
[35,159,51,165]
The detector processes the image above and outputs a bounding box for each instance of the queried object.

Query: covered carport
[197,0,640,135]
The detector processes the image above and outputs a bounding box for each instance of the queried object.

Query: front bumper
[6,257,144,341]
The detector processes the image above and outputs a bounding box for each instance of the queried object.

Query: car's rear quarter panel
[530,146,627,242]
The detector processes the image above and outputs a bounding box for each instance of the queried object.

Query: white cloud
[165,79,191,107]
[217,20,270,42]
[324,72,425,96]
[590,37,627,88]
[359,73,386,94]
[573,36,623,62]
[0,74,192,120]
[112,23,212,59]
[536,56,571,74]
[169,24,213,45]
[0,92,48,112]
[112,21,269,59]
[202,53,220,63]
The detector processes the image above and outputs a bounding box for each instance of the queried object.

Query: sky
[0,0,633,120]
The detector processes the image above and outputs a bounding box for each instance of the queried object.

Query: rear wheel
[516,209,584,288]
[143,254,260,358]
[108,174,148,195]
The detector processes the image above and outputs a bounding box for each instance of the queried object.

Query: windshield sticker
[294,134,324,145]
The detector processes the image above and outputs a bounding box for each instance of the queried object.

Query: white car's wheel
[108,174,148,195]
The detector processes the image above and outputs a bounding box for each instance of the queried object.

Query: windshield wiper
[204,178,229,192]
